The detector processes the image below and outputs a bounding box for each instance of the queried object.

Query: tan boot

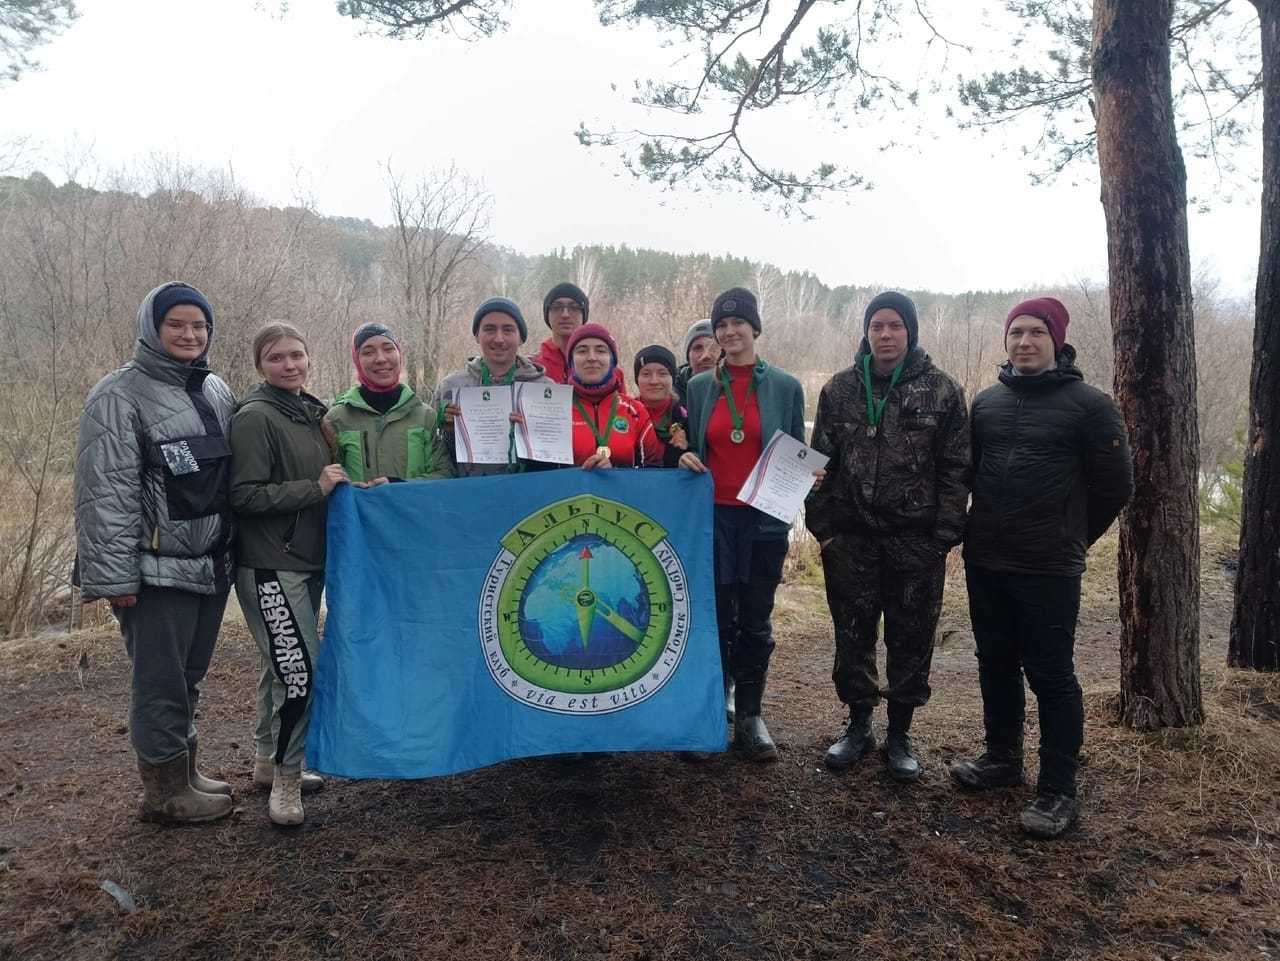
[269,767,304,826]
[254,756,325,794]
[187,737,232,796]
[138,755,233,824]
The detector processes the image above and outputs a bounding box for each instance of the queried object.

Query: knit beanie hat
[473,297,528,342]
[1005,296,1070,352]
[351,322,402,393]
[543,282,590,326]
[634,344,678,382]
[151,282,213,332]
[710,288,761,334]
[863,291,919,351]
[566,322,619,390]
[682,319,714,362]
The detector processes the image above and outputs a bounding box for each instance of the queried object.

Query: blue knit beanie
[151,282,213,332]
[473,297,528,343]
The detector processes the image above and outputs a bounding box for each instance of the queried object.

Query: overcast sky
[2,0,1263,299]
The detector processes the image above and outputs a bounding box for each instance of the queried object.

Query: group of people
[73,276,1132,841]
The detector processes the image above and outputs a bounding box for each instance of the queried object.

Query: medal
[866,425,877,438]
[718,363,757,449]
[575,393,621,464]
[596,445,612,460]
[862,354,903,440]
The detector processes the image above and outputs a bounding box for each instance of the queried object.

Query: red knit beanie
[566,323,619,365]
[1005,297,1069,352]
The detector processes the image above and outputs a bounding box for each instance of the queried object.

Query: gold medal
[730,429,745,444]
[866,425,877,438]
[596,445,612,461]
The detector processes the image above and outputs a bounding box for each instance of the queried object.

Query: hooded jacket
[433,355,551,477]
[805,346,971,545]
[229,382,331,572]
[964,346,1134,577]
[323,384,451,483]
[74,282,235,600]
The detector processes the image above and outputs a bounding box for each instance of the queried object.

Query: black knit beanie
[863,291,919,351]
[472,297,528,342]
[151,282,213,332]
[633,344,678,382]
[542,282,590,326]
[710,287,761,334]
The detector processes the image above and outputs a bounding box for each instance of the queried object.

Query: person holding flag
[567,323,663,469]
[323,322,452,485]
[434,298,552,477]
[677,288,815,760]
[633,343,689,466]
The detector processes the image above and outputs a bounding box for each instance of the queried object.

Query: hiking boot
[733,680,777,762]
[269,767,305,827]
[1020,792,1079,839]
[138,755,233,825]
[724,674,736,724]
[884,702,921,782]
[254,755,325,794]
[187,737,232,797]
[949,750,1025,791]
[824,708,875,771]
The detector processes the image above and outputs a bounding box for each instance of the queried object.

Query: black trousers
[713,506,788,685]
[964,565,1084,797]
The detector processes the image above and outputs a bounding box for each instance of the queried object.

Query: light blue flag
[307,468,727,778]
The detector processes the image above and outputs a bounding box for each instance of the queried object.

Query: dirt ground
[2,528,1278,961]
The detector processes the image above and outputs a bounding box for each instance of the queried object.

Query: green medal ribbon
[718,363,757,443]
[862,354,903,434]
[574,393,620,452]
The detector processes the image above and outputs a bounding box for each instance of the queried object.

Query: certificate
[513,382,574,465]
[455,386,515,464]
[736,429,829,525]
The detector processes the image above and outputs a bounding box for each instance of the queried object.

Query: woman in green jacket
[322,322,451,484]
[230,322,350,826]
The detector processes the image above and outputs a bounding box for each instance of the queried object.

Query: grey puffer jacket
[74,282,235,600]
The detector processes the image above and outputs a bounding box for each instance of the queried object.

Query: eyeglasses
[549,301,583,315]
[163,320,208,334]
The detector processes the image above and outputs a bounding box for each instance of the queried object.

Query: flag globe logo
[478,494,691,715]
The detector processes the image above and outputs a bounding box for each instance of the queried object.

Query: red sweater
[571,389,663,467]
[536,337,627,390]
[705,363,763,505]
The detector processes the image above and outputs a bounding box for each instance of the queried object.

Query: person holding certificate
[805,291,971,784]
[633,344,689,467]
[434,298,553,477]
[323,322,452,484]
[677,288,816,761]
[567,323,663,469]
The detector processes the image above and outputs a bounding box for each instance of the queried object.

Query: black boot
[733,680,777,762]
[824,706,875,771]
[948,740,1024,791]
[884,702,921,782]
[724,674,736,724]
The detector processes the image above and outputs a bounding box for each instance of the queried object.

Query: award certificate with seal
[455,386,516,464]
[736,429,829,524]
[513,382,574,465]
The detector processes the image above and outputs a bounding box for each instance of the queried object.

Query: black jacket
[963,346,1134,577]
[806,346,971,544]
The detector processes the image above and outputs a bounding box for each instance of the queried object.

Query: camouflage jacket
[805,346,971,544]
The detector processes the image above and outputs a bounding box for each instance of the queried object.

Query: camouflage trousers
[820,530,947,710]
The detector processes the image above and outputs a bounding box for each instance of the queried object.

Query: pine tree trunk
[1092,0,1203,728]
[1230,1,1280,671]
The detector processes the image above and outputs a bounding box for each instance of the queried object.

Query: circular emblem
[478,494,690,715]
[722,298,737,313]
[612,416,630,433]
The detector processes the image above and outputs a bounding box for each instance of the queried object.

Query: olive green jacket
[323,385,453,482]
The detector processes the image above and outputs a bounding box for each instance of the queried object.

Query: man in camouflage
[806,291,971,781]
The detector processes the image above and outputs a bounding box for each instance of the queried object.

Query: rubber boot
[949,739,1025,791]
[724,674,736,724]
[138,755,233,824]
[733,680,778,762]
[187,737,232,797]
[269,767,305,826]
[884,702,922,782]
[254,755,325,794]
[824,706,875,771]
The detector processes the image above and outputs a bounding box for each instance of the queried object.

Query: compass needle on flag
[575,546,597,651]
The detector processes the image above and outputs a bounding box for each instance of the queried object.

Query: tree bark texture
[1092,0,1203,728]
[1230,1,1280,671]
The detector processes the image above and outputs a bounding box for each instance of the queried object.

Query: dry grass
[1,527,1276,961]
